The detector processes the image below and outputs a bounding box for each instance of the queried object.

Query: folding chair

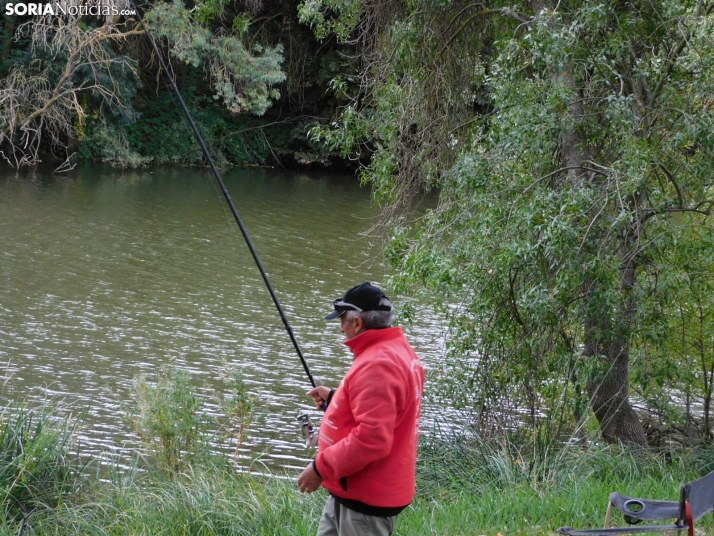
[558,469,714,536]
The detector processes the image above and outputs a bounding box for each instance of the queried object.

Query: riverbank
[3,403,711,535]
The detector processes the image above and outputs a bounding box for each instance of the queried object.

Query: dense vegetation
[300,0,714,447]
[4,374,714,535]
[0,0,356,168]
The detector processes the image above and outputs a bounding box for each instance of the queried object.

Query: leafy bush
[216,368,256,460]
[126,363,258,473]
[126,365,211,473]
[76,118,150,167]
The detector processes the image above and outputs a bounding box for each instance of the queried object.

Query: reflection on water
[0,164,447,473]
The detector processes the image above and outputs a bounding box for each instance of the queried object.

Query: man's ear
[353,315,364,332]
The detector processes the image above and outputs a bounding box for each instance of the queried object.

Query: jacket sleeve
[315,360,404,481]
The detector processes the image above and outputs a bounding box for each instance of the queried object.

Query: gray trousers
[316,495,397,536]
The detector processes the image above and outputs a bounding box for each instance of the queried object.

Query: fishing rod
[127,0,319,393]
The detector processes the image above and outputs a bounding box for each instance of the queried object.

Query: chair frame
[558,469,714,536]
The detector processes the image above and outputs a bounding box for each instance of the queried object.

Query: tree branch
[508,267,526,329]
[523,164,608,194]
[640,200,714,224]
[438,7,528,59]
[657,162,684,208]
[651,1,714,105]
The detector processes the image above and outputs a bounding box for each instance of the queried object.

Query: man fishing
[297,282,425,536]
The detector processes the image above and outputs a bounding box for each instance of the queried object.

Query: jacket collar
[344,326,403,357]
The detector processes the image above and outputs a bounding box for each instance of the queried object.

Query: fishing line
[127,1,318,389]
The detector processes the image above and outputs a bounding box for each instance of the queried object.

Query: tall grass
[30,464,325,535]
[6,370,714,535]
[125,364,258,475]
[18,436,713,536]
[417,428,714,495]
[410,431,714,535]
[0,403,86,531]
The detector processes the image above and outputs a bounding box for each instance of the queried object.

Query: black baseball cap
[325,282,392,320]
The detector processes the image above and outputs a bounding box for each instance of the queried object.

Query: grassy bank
[3,405,713,536]
[23,470,703,536]
[405,439,708,536]
[19,449,713,536]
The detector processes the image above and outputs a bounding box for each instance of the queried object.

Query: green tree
[635,223,714,444]
[305,0,714,445]
[145,0,285,116]
[0,0,285,169]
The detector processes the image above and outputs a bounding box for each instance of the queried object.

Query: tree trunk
[529,0,648,447]
[585,333,648,446]
[584,239,648,447]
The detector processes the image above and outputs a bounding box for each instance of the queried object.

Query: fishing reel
[296,412,319,448]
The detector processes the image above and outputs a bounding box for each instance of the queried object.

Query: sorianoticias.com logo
[4,0,136,16]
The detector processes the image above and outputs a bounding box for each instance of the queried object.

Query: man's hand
[297,462,323,493]
[307,386,331,410]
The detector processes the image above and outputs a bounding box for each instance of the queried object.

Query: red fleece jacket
[315,327,425,508]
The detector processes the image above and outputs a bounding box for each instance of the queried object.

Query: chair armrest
[607,492,680,523]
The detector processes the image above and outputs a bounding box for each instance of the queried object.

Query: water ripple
[0,165,450,473]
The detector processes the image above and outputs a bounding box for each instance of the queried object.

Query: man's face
[340,313,363,340]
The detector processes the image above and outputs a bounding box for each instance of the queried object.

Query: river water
[0,164,447,474]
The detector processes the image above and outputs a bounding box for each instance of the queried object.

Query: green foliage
[30,464,325,536]
[633,223,714,441]
[298,0,362,42]
[7,396,714,535]
[411,434,714,535]
[417,429,708,496]
[126,365,211,473]
[125,363,259,473]
[0,13,31,76]
[0,404,85,526]
[77,118,150,167]
[0,11,142,167]
[1,0,356,168]
[145,0,285,116]
[0,0,293,168]
[192,0,231,25]
[120,89,295,166]
[216,368,256,459]
[307,0,714,444]
[123,93,205,165]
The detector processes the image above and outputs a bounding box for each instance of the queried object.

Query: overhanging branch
[657,162,685,208]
